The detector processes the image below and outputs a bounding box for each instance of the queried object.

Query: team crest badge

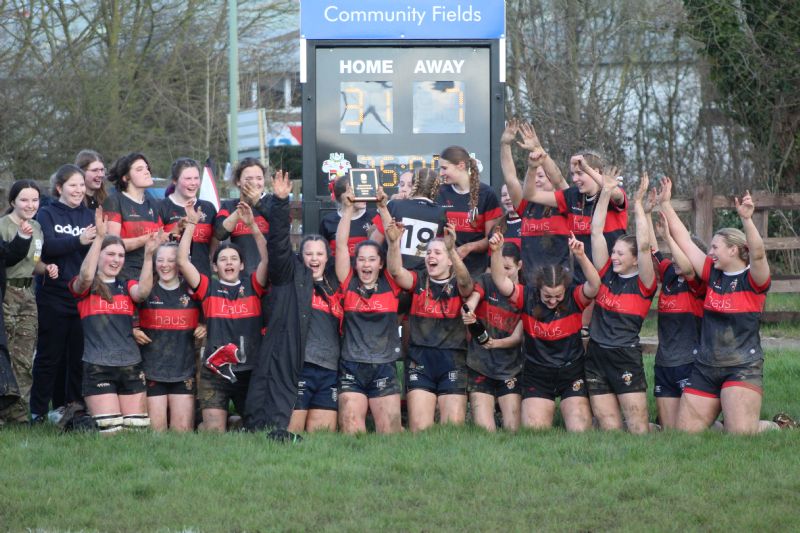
[729,278,738,291]
[238,286,245,298]
[572,379,584,392]
[179,294,190,307]
[621,371,633,386]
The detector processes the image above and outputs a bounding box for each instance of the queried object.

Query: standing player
[319,175,376,260]
[181,201,268,432]
[385,219,473,432]
[437,145,503,276]
[660,178,771,434]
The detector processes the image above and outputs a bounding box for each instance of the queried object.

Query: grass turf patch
[1,349,799,532]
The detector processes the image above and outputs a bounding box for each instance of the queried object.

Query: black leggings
[29,310,83,416]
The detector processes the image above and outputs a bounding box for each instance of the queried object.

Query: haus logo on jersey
[570,215,591,233]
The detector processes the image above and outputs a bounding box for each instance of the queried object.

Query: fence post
[694,184,713,246]
[751,190,769,238]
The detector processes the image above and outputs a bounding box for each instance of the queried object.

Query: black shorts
[295,363,338,411]
[146,378,197,397]
[467,368,521,397]
[198,366,251,413]
[521,358,588,401]
[684,359,763,399]
[406,346,467,395]
[338,360,400,399]
[584,340,647,395]
[82,362,146,397]
[653,363,693,398]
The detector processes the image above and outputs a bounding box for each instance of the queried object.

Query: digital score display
[314,46,492,195]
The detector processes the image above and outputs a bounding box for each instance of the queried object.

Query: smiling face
[425,240,452,280]
[534,166,553,192]
[569,155,599,195]
[540,284,567,309]
[302,239,329,280]
[438,158,467,187]
[237,165,265,196]
[611,240,638,274]
[175,166,200,200]
[155,245,178,283]
[397,172,414,199]
[84,161,105,193]
[58,173,87,208]
[213,247,244,283]
[99,243,125,279]
[11,187,40,221]
[126,158,153,190]
[708,235,739,270]
[500,185,514,213]
[355,244,382,286]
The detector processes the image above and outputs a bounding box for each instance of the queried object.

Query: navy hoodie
[36,201,94,315]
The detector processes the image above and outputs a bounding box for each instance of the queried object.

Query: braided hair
[441,146,481,227]
[531,263,572,318]
[410,167,441,201]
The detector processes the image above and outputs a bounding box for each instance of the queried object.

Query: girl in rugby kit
[370,168,447,270]
[214,157,270,275]
[437,145,503,276]
[585,172,656,434]
[497,184,522,251]
[500,120,570,278]
[70,208,160,434]
[385,219,473,432]
[489,232,601,432]
[158,158,217,279]
[245,171,343,435]
[659,178,771,434]
[135,242,203,432]
[463,240,525,432]
[104,152,164,280]
[74,149,107,211]
[335,189,403,435]
[319,175,376,260]
[181,200,268,432]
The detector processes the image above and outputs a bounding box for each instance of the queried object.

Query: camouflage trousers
[0,285,37,423]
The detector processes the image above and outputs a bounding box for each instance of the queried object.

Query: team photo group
[0,120,786,438]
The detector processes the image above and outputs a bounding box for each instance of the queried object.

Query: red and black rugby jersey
[468,274,523,380]
[304,280,344,371]
[516,198,570,277]
[158,198,216,279]
[407,270,466,351]
[340,269,401,364]
[437,183,503,275]
[319,208,376,259]
[372,198,446,270]
[517,283,590,367]
[103,192,162,280]
[214,198,270,275]
[193,272,266,371]
[554,186,627,280]
[499,214,522,251]
[654,252,705,367]
[70,277,141,366]
[138,281,201,382]
[589,259,657,348]
[698,256,770,367]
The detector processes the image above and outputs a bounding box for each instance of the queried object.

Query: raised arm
[238,202,268,288]
[521,153,558,208]
[518,121,567,190]
[266,170,295,285]
[500,120,524,208]
[385,219,414,290]
[488,232,515,298]
[335,192,355,283]
[658,177,706,275]
[445,223,474,297]
[658,211,696,280]
[633,174,655,289]
[569,232,600,299]
[370,187,391,246]
[130,231,160,303]
[590,168,618,270]
[579,157,624,205]
[71,207,106,295]
[178,201,202,289]
[736,190,770,286]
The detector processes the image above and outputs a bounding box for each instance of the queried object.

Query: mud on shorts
[683,359,763,398]
[467,367,521,397]
[521,358,588,401]
[406,346,467,395]
[338,359,400,399]
[82,362,146,397]
[584,340,647,396]
[654,363,694,398]
[198,366,251,413]
[146,377,197,397]
[295,362,338,411]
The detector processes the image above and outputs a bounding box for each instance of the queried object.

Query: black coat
[244,196,340,431]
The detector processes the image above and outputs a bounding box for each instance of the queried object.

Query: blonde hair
[715,227,749,263]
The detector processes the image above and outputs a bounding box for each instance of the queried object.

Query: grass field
[2,349,799,532]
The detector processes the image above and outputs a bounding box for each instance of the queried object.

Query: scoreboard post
[300,0,506,233]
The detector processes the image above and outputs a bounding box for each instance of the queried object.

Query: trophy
[349,168,379,202]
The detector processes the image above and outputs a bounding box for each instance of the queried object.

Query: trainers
[48,406,66,425]
[773,412,798,429]
[29,414,46,426]
[267,428,303,444]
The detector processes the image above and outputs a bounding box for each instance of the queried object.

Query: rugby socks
[94,414,123,434]
[122,414,151,430]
